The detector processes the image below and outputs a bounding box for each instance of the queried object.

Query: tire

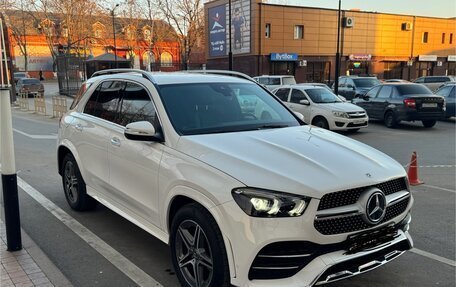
[384,111,398,128]
[170,203,230,287]
[422,120,436,128]
[313,117,329,129]
[61,154,97,211]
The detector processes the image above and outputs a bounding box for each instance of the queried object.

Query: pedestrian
[39,69,44,81]
[232,8,245,50]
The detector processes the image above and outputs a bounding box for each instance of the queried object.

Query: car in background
[337,76,382,100]
[13,71,29,84]
[434,82,455,118]
[273,85,368,131]
[253,75,296,90]
[384,79,410,83]
[296,83,348,101]
[353,83,445,128]
[413,75,456,91]
[16,78,45,96]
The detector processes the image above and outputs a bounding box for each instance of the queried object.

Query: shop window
[442,33,445,44]
[160,52,173,67]
[422,32,428,43]
[265,23,271,38]
[294,25,304,39]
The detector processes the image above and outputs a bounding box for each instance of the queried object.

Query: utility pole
[334,0,342,95]
[109,4,120,68]
[0,16,22,251]
[228,0,233,70]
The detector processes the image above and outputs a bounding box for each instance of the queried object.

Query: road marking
[422,184,456,194]
[15,176,163,287]
[411,248,456,267]
[13,128,57,140]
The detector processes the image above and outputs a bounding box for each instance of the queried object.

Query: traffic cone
[407,151,424,186]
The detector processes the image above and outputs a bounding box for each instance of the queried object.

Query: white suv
[57,69,413,287]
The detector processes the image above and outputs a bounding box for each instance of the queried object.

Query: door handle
[75,123,83,131]
[110,137,121,147]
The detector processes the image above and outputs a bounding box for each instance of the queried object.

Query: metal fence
[57,55,85,97]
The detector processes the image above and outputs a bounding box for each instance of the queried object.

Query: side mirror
[125,121,163,142]
[299,99,310,105]
[346,84,353,89]
[363,95,370,101]
[293,111,305,121]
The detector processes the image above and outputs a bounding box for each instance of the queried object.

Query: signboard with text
[270,53,298,61]
[448,55,456,62]
[208,5,226,57]
[418,55,437,61]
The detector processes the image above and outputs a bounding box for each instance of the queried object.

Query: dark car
[435,83,455,118]
[16,78,45,96]
[337,76,381,100]
[353,83,445,128]
[13,71,29,84]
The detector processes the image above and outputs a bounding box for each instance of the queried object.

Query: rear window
[23,79,40,85]
[424,77,450,83]
[353,78,381,88]
[14,73,26,78]
[396,85,432,95]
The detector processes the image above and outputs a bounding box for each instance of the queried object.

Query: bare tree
[157,0,204,69]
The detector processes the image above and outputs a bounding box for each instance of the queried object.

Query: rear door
[372,86,393,119]
[108,80,164,226]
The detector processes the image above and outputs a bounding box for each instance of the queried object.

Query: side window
[339,78,346,87]
[274,88,290,101]
[414,77,424,83]
[391,87,401,98]
[290,89,306,104]
[346,79,355,88]
[257,78,268,85]
[376,86,393,99]
[83,81,124,122]
[270,78,281,85]
[117,82,157,127]
[365,86,381,98]
[435,86,452,97]
[71,82,92,109]
[450,87,456,98]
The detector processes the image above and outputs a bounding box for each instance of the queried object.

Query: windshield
[353,78,381,88]
[306,88,342,103]
[159,82,300,135]
[397,85,432,95]
[15,73,26,78]
[23,79,40,85]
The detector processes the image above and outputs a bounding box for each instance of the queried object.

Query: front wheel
[422,120,436,128]
[313,117,329,129]
[170,203,230,287]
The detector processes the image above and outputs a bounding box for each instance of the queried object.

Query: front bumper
[329,117,369,130]
[217,195,413,287]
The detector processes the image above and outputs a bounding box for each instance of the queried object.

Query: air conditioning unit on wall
[342,17,354,28]
[401,22,413,31]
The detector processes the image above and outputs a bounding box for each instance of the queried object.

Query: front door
[288,88,311,123]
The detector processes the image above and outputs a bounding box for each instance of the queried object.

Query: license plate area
[353,119,366,124]
[422,103,437,108]
[345,224,399,254]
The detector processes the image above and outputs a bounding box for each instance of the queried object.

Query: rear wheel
[384,111,398,128]
[422,120,436,128]
[313,117,329,129]
[62,154,96,211]
[170,203,230,287]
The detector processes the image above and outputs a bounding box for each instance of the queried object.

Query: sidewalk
[0,219,72,287]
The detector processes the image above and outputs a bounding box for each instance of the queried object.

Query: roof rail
[182,70,255,82]
[90,69,153,81]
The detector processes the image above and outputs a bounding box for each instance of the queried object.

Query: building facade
[205,0,456,83]
[3,10,181,79]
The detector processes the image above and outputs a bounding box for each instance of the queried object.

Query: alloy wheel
[64,161,79,204]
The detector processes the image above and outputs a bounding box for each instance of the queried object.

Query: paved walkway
[0,219,72,287]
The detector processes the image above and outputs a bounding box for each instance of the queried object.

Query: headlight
[232,188,310,217]
[332,111,349,118]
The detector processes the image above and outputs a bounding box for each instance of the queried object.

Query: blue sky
[263,0,456,18]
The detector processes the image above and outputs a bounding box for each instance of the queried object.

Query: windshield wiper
[256,124,289,130]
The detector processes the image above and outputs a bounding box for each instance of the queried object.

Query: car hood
[317,102,366,113]
[177,126,406,199]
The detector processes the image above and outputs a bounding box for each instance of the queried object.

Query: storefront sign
[270,53,298,61]
[349,54,372,61]
[208,5,226,57]
[418,55,437,61]
[448,55,456,62]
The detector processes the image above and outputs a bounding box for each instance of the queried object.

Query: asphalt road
[1,107,455,287]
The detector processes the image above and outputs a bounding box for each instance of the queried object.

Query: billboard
[208,0,251,57]
[208,5,227,57]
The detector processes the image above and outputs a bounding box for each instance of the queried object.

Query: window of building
[450,33,453,44]
[160,52,173,67]
[125,26,136,40]
[294,25,304,39]
[143,28,151,41]
[265,23,271,38]
[442,33,445,44]
[422,32,428,43]
[62,27,68,38]
[94,29,102,38]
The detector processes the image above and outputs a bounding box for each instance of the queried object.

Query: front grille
[318,177,407,211]
[347,122,368,127]
[347,112,366,119]
[314,197,410,235]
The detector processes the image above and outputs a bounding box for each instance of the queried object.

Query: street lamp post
[109,4,120,68]
[334,0,342,95]
[228,0,233,70]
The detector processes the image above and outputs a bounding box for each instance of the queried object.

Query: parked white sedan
[273,85,368,131]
